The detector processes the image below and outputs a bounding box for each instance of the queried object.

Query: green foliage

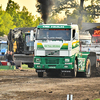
[13,13,25,28]
[0,7,15,36]
[19,6,42,27]
[22,64,32,69]
[33,16,43,27]
[19,6,34,27]
[0,0,41,36]
[6,0,20,16]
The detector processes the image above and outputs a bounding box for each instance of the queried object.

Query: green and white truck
[34,24,97,77]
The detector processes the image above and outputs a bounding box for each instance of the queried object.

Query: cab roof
[37,24,72,29]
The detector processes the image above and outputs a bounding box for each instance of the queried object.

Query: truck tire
[72,60,77,77]
[38,72,43,77]
[88,52,97,77]
[85,59,91,78]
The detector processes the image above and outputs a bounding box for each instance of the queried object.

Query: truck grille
[45,50,59,56]
[46,58,59,64]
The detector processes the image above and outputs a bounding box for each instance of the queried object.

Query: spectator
[8,51,18,69]
[5,50,10,61]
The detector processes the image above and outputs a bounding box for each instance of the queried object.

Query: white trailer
[80,27,100,66]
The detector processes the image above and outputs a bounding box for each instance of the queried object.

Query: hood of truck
[35,40,79,56]
[37,42,68,50]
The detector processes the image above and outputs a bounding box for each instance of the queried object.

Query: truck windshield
[26,34,34,46]
[80,39,91,45]
[92,35,100,43]
[0,43,8,50]
[37,29,71,40]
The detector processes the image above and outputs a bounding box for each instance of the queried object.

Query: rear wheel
[38,72,43,77]
[85,59,91,78]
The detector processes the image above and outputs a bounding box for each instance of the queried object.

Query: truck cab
[80,27,100,67]
[23,31,34,54]
[34,24,82,77]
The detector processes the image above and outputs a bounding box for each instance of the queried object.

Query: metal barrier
[67,94,73,100]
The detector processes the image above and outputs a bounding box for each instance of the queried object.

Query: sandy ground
[0,69,100,100]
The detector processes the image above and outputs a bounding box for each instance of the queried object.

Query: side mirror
[33,34,35,41]
[75,33,78,40]
[33,28,37,41]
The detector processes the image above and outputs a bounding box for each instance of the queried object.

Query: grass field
[21,64,32,69]
[0,64,34,70]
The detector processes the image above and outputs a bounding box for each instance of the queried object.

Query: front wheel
[28,63,34,68]
[85,59,91,78]
[38,72,43,77]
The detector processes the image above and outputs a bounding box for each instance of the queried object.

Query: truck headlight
[64,66,68,68]
[37,65,40,68]
[36,58,41,62]
[65,59,70,62]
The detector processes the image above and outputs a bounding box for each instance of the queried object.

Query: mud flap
[88,52,96,77]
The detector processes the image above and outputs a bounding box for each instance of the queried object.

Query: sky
[0,0,100,23]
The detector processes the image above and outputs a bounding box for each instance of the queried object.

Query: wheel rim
[74,61,77,77]
[86,59,91,75]
[87,63,90,75]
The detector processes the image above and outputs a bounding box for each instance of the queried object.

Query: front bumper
[34,56,74,69]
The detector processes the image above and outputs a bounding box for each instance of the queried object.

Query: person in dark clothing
[8,51,18,69]
[8,51,15,65]
[5,50,10,61]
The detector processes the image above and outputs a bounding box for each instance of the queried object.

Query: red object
[92,35,100,37]
[49,29,69,30]
[97,59,100,62]
[94,30,100,35]
[1,61,7,65]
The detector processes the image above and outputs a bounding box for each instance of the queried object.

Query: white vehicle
[80,27,100,66]
[33,24,97,78]
[79,31,91,45]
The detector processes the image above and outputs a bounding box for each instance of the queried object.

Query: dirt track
[0,69,100,100]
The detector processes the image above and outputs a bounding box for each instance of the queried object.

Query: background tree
[6,0,20,17]
[33,16,43,27]
[0,6,15,36]
[52,0,100,28]
[19,6,35,27]
[36,0,100,29]
[0,0,42,36]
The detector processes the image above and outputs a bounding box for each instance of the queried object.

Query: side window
[72,29,75,39]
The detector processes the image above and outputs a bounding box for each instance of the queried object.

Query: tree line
[0,0,100,36]
[36,0,100,30]
[0,0,42,36]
